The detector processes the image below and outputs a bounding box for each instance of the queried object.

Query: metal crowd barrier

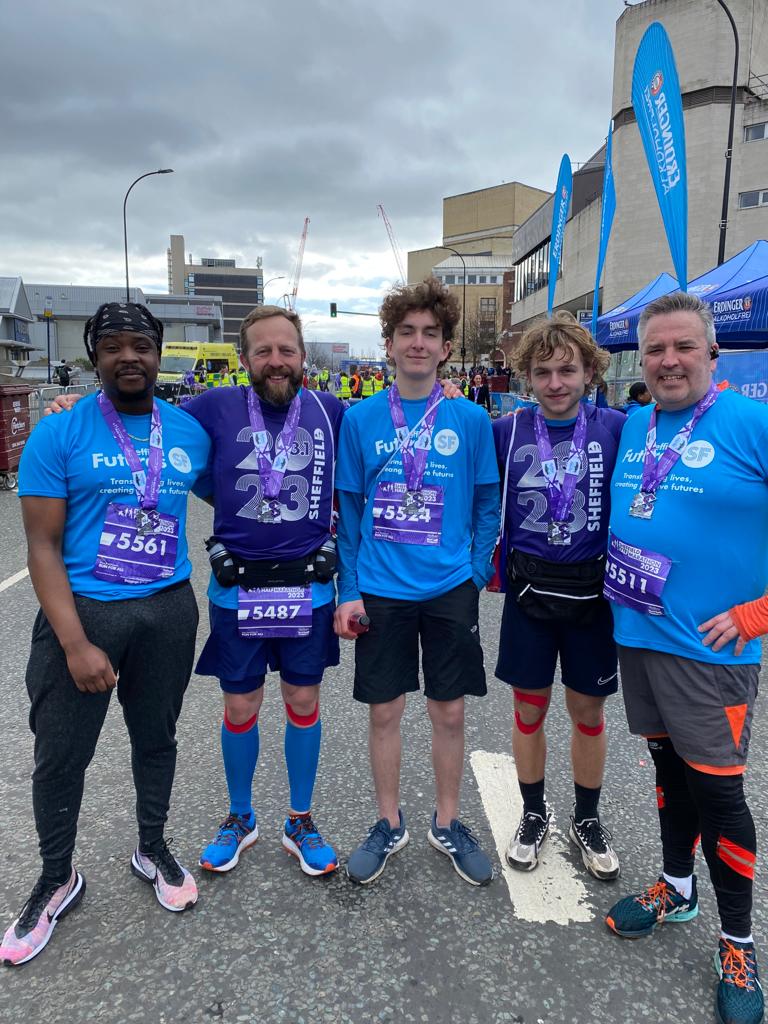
[28,383,99,427]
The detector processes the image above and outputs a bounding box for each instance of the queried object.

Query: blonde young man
[493,313,624,880]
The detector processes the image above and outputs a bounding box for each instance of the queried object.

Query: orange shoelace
[721,941,757,990]
[636,880,677,923]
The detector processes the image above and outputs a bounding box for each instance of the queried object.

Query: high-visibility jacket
[338,374,352,399]
[360,376,375,398]
[373,375,384,392]
[350,374,361,397]
[237,369,250,385]
[320,369,330,383]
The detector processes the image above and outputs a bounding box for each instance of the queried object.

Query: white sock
[662,872,693,900]
[721,930,754,945]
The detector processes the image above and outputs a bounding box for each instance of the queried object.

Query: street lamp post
[715,0,739,266]
[262,275,286,302]
[437,245,467,372]
[123,169,174,302]
[43,297,53,384]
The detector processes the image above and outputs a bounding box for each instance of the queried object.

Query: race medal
[630,491,656,520]
[94,502,179,585]
[135,508,161,536]
[547,520,572,546]
[237,585,312,638]
[402,489,425,515]
[603,534,671,616]
[372,481,444,546]
[257,498,282,524]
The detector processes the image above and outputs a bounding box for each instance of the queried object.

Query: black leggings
[648,736,755,936]
[25,582,198,882]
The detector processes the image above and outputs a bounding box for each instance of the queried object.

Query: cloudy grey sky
[3,0,629,352]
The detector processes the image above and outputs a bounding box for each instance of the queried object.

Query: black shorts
[353,579,487,704]
[495,594,618,697]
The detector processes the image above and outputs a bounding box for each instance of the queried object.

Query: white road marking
[0,567,29,594]
[470,749,594,925]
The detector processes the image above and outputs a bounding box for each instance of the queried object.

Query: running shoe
[605,875,698,938]
[282,814,338,876]
[569,812,620,880]
[0,869,85,967]
[347,811,409,884]
[428,812,493,887]
[200,811,258,873]
[131,839,198,912]
[715,938,764,1024]
[506,804,551,871]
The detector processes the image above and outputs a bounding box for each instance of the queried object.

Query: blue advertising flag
[631,21,688,291]
[547,154,572,316]
[591,123,616,337]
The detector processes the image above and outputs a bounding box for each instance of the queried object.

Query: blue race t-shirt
[184,385,343,609]
[610,388,768,663]
[18,392,212,600]
[336,389,499,601]
[493,405,625,562]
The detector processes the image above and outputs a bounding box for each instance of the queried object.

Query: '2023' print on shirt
[233,424,328,522]
[514,439,605,535]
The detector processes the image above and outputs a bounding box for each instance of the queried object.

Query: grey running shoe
[569,813,620,880]
[506,803,551,871]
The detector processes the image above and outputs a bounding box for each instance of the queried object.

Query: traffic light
[330,302,337,318]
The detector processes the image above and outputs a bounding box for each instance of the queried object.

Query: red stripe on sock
[285,702,319,728]
[577,719,605,737]
[223,712,258,734]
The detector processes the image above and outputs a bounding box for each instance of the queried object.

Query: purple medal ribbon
[97,392,163,511]
[246,389,301,498]
[641,384,719,495]
[533,404,587,524]
[387,382,443,493]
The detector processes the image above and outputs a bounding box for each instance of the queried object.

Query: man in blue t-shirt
[334,277,499,888]
[1,303,211,968]
[186,306,343,880]
[604,292,768,1024]
[493,312,624,882]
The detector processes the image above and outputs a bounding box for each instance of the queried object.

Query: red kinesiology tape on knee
[513,690,548,735]
[576,719,605,737]
[285,702,319,728]
[223,711,258,733]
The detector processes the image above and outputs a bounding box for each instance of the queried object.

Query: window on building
[445,274,455,284]
[479,297,497,320]
[514,241,551,302]
[745,123,767,143]
[468,275,477,284]
[738,189,768,209]
[478,275,487,284]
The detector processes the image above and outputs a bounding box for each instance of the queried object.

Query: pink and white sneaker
[1,869,85,966]
[131,840,198,912]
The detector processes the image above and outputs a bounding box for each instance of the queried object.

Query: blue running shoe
[715,939,764,1024]
[606,875,698,938]
[200,812,258,873]
[347,811,409,884]
[428,812,493,887]
[282,813,338,876]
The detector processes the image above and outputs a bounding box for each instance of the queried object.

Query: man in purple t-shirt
[185,306,344,880]
[492,312,625,880]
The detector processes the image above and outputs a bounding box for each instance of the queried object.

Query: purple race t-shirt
[493,404,625,562]
[184,386,342,561]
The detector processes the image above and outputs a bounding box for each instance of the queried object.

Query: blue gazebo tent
[597,241,768,351]
[596,273,678,350]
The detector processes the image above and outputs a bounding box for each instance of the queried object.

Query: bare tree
[303,342,328,369]
[460,304,501,368]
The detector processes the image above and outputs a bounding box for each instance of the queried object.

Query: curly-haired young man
[334,277,500,887]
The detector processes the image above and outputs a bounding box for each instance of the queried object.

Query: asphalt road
[0,487,765,1024]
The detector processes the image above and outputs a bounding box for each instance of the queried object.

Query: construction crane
[284,217,310,310]
[377,204,406,284]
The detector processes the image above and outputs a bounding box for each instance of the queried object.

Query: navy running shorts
[495,594,618,696]
[196,600,340,693]
[353,578,487,704]
[618,646,759,772]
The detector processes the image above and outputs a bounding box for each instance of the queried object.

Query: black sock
[519,779,546,817]
[574,783,601,822]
